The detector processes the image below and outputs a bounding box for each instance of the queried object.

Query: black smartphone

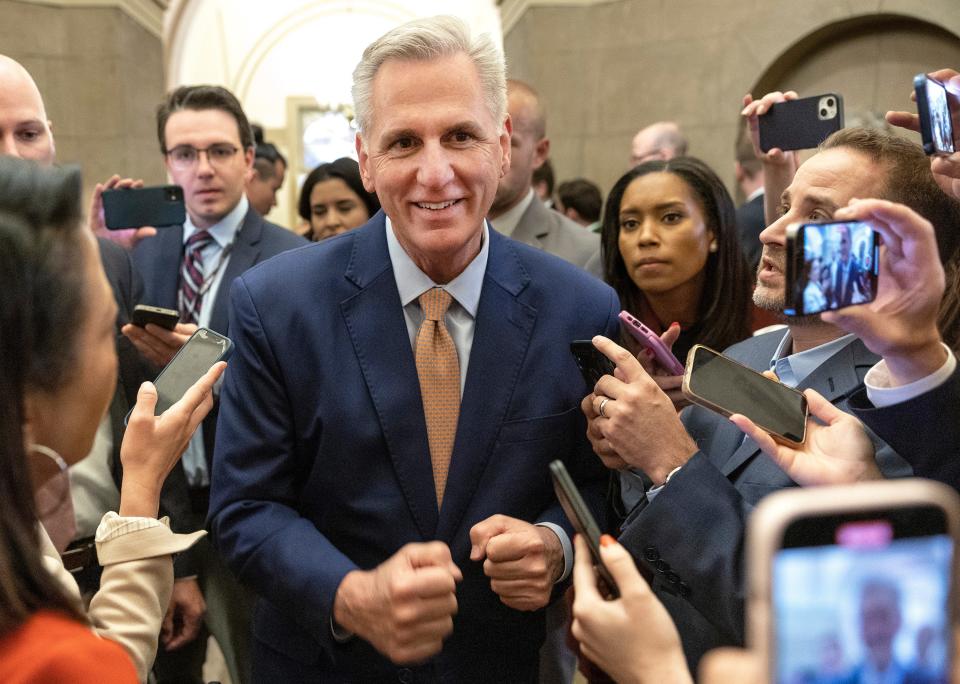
[758,94,844,152]
[102,185,185,230]
[785,220,879,317]
[915,73,958,156]
[549,460,618,599]
[681,345,808,445]
[131,304,180,331]
[748,480,960,684]
[570,340,615,390]
[126,328,232,423]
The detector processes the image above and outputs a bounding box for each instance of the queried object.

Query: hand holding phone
[571,340,616,390]
[132,304,180,331]
[619,311,685,375]
[915,73,959,156]
[102,185,185,230]
[758,93,844,152]
[682,345,808,445]
[747,480,960,684]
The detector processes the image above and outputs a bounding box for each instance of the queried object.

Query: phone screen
[773,507,953,684]
[923,77,956,154]
[153,328,231,414]
[789,221,879,316]
[686,346,807,443]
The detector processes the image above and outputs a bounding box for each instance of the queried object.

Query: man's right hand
[333,542,462,664]
[89,174,157,250]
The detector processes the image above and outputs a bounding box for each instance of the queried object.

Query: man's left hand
[160,577,207,651]
[89,175,157,250]
[469,514,563,611]
[122,322,197,367]
[589,336,698,483]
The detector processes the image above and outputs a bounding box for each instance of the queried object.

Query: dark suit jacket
[617,330,912,671]
[736,193,765,272]
[207,214,620,682]
[511,194,600,272]
[131,208,307,575]
[850,365,960,490]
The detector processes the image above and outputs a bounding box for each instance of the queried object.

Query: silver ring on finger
[598,397,610,418]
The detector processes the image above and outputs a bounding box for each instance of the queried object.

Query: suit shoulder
[503,235,610,298]
[721,328,786,367]
[239,231,349,291]
[259,218,310,251]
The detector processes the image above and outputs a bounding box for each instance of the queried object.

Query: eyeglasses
[164,144,240,169]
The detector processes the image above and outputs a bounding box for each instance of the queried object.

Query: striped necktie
[179,230,215,324]
[415,287,460,507]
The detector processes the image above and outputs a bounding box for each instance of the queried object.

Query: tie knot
[186,229,214,251]
[419,287,453,321]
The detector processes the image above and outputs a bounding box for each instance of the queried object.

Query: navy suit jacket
[207,214,619,682]
[618,330,912,671]
[131,208,306,575]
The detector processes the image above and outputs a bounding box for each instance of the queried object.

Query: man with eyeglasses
[129,84,305,684]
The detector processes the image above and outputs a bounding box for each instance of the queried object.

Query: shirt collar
[183,194,248,249]
[746,187,764,202]
[488,188,535,238]
[770,329,856,388]
[385,216,488,317]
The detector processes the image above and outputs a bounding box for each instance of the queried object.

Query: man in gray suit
[488,80,598,271]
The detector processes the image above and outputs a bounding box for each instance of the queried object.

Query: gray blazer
[511,194,600,271]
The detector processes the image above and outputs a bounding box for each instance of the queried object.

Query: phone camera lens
[820,108,828,117]
[826,98,834,107]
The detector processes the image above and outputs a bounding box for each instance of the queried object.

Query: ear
[499,115,513,178]
[533,136,550,170]
[356,133,376,193]
[243,146,255,169]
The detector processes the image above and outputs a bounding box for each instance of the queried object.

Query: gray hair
[351,15,506,137]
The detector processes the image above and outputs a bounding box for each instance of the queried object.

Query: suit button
[398,669,413,683]
[643,546,659,562]
[678,582,691,598]
[667,572,680,584]
[655,559,668,574]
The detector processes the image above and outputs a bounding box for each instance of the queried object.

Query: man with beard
[579,127,960,671]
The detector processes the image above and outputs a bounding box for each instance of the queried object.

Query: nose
[322,209,343,230]
[416,141,455,189]
[759,214,787,247]
[635,217,660,246]
[195,150,215,177]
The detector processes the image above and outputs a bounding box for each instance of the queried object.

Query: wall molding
[498,0,613,35]
[13,0,167,37]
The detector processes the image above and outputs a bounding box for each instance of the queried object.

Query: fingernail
[671,321,680,329]
[600,534,617,547]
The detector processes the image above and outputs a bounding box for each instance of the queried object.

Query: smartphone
[682,345,808,445]
[549,460,618,598]
[102,185,185,230]
[131,304,179,331]
[570,340,616,390]
[915,73,957,156]
[785,220,879,316]
[126,328,232,423]
[747,480,960,684]
[758,94,844,152]
[618,311,685,375]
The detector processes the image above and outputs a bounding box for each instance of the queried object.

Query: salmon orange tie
[415,287,460,507]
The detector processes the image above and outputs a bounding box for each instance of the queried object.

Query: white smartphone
[747,479,960,684]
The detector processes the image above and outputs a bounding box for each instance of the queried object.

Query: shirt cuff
[865,345,956,408]
[330,615,353,643]
[645,465,683,503]
[95,512,206,565]
[536,522,572,583]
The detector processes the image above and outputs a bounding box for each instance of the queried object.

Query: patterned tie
[179,230,214,324]
[415,287,461,507]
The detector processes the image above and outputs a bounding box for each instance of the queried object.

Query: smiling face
[753,147,887,310]
[356,52,510,283]
[617,171,714,298]
[164,108,254,228]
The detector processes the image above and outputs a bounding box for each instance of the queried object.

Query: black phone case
[570,341,616,390]
[102,185,186,230]
[132,305,179,331]
[758,94,844,152]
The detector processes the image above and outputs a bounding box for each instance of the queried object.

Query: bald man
[488,79,599,271]
[0,55,56,162]
[629,121,688,166]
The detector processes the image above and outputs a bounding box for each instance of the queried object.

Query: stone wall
[503,0,960,202]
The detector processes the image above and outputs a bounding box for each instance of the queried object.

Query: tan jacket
[40,514,205,683]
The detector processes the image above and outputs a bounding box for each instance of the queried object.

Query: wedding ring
[598,397,610,418]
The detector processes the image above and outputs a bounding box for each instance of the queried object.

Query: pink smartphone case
[618,310,685,375]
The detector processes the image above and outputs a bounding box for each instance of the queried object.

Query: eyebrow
[620,200,686,215]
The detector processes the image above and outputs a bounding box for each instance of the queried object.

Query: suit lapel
[340,218,439,539]
[436,231,535,542]
[209,208,262,334]
[719,336,876,477]
[150,225,184,310]
[509,195,548,248]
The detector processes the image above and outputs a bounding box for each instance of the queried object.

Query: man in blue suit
[208,16,617,683]
[128,85,306,684]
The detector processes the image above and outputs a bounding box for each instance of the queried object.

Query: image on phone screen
[792,221,878,316]
[926,78,956,154]
[773,510,953,684]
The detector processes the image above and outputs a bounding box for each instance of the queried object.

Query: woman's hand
[571,535,692,684]
[729,387,881,486]
[636,323,688,411]
[118,362,226,517]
